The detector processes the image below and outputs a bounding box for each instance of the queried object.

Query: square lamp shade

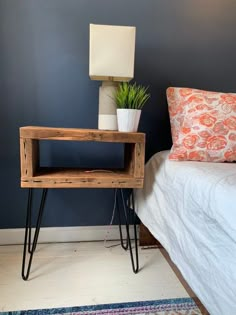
[89,24,136,130]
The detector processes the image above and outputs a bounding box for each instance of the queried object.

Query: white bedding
[135,150,236,315]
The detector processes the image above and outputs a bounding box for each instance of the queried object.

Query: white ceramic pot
[117,109,141,132]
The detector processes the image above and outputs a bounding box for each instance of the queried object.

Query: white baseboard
[0,225,136,245]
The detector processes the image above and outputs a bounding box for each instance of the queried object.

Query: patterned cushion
[167,87,236,162]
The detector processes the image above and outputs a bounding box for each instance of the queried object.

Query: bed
[135,150,236,315]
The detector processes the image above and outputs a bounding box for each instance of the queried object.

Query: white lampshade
[89,24,136,81]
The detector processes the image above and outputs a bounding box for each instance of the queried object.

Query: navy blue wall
[0,0,235,228]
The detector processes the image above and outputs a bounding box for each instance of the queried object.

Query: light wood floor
[0,241,189,312]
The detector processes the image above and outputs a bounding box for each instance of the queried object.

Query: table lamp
[89,24,136,130]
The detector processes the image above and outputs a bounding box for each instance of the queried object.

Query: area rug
[0,298,202,315]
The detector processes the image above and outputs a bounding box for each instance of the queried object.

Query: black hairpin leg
[116,189,128,250]
[22,188,48,281]
[117,188,139,273]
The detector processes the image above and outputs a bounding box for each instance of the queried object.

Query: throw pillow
[167,87,236,162]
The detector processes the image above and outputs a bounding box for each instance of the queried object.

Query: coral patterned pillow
[167,87,236,162]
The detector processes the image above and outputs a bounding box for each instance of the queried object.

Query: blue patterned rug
[0,298,202,315]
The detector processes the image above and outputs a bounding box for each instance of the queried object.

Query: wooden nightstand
[20,126,145,280]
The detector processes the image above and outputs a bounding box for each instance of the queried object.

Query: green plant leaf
[114,82,150,109]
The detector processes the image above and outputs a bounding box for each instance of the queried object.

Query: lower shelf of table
[21,167,144,188]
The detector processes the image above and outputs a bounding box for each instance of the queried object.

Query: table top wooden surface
[20,126,145,143]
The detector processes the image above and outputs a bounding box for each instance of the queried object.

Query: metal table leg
[116,188,139,273]
[22,188,48,280]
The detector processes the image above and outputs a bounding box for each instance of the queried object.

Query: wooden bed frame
[139,223,210,315]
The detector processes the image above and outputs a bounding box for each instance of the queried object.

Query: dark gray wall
[1,0,236,228]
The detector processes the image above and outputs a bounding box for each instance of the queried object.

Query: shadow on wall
[140,87,172,162]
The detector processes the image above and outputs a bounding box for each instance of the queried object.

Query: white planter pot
[117,109,141,132]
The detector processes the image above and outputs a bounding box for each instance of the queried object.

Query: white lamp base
[98,114,118,130]
[98,81,118,130]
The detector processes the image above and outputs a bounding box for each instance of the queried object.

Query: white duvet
[135,150,236,315]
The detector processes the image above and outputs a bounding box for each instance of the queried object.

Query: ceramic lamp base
[98,82,118,130]
[98,114,118,130]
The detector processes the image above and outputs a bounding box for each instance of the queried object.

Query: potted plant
[114,82,150,132]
